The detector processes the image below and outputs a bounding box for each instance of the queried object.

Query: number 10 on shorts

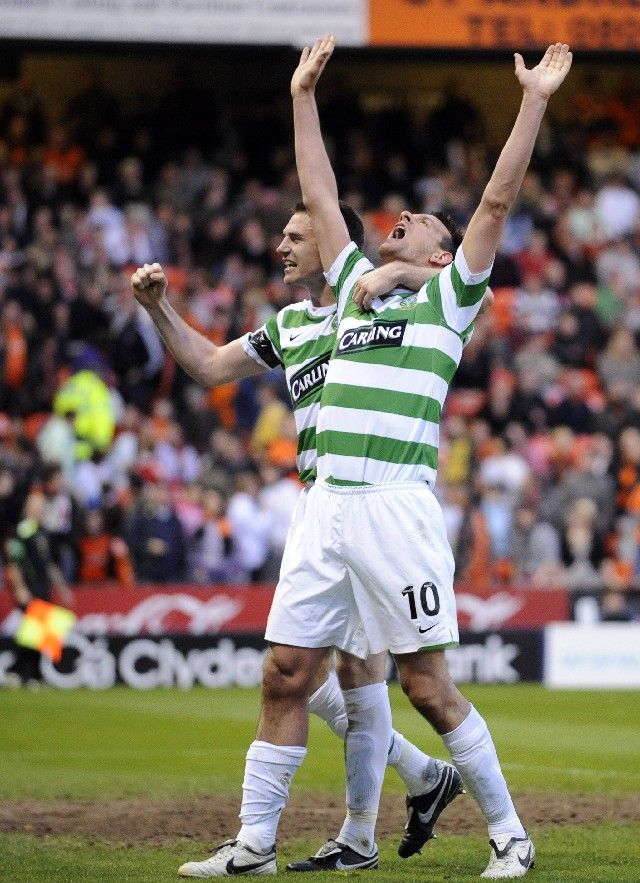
[402,582,440,632]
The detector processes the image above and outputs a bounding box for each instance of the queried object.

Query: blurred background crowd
[0,62,640,618]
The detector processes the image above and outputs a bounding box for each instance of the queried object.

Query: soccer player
[131,207,463,877]
[276,37,572,879]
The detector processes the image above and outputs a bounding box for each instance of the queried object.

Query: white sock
[310,675,437,799]
[336,682,392,857]
[238,740,307,853]
[442,705,525,839]
[387,731,440,797]
[308,671,348,739]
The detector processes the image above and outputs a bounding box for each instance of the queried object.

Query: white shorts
[264,480,458,658]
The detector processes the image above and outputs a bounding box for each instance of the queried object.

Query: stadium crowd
[0,65,640,617]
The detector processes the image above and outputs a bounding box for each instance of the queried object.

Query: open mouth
[283,261,297,269]
[391,225,405,240]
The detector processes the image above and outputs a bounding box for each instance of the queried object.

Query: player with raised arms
[273,36,571,879]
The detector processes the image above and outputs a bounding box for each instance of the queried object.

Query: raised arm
[291,35,351,271]
[131,263,266,387]
[462,43,572,274]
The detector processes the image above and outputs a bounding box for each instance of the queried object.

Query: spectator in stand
[614,426,640,518]
[515,271,560,334]
[559,497,606,589]
[509,499,561,586]
[511,369,550,432]
[87,188,128,265]
[563,188,603,251]
[0,300,28,415]
[189,487,237,583]
[125,479,187,583]
[112,157,148,207]
[479,369,516,436]
[198,427,253,496]
[258,464,301,581]
[108,271,164,410]
[41,462,82,583]
[101,405,140,491]
[478,435,531,497]
[593,173,640,240]
[569,282,609,357]
[76,507,133,585]
[249,379,289,459]
[479,483,514,565]
[514,330,561,391]
[552,312,591,368]
[68,280,110,348]
[600,587,638,622]
[443,484,491,589]
[598,325,640,395]
[154,422,200,485]
[226,469,273,583]
[42,123,84,190]
[548,368,597,434]
[542,437,615,535]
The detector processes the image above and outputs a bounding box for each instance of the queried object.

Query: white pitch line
[503,762,639,781]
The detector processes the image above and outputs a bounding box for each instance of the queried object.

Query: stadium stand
[0,64,639,623]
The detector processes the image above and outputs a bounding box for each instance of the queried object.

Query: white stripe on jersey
[320,405,440,449]
[297,447,317,474]
[293,401,320,434]
[324,358,450,408]
[337,257,375,319]
[437,253,491,333]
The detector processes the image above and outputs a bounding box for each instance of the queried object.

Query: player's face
[379,211,452,266]
[277,212,323,286]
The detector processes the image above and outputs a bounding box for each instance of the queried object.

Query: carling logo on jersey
[337,319,407,355]
[290,354,330,405]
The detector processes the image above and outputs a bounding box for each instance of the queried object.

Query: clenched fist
[131,262,168,310]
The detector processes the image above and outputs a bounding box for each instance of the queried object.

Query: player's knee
[399,665,452,716]
[262,647,316,701]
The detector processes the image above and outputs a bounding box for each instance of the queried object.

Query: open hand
[291,34,335,97]
[515,43,572,100]
[131,262,168,309]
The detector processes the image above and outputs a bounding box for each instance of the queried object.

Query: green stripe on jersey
[317,243,490,486]
[316,430,439,469]
[451,261,486,307]
[321,383,442,423]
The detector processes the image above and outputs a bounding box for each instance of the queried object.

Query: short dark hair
[294,200,365,250]
[433,210,464,256]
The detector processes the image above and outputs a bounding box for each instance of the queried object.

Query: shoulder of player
[327,242,371,289]
[279,300,336,325]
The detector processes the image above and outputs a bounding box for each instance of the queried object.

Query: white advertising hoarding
[0,1,366,46]
[544,623,640,688]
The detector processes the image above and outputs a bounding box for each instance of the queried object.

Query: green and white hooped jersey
[241,300,336,483]
[316,242,491,487]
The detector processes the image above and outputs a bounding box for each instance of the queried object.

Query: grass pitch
[1,684,639,881]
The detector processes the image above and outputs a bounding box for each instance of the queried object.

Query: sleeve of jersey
[240,316,283,370]
[324,241,374,323]
[434,247,492,334]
